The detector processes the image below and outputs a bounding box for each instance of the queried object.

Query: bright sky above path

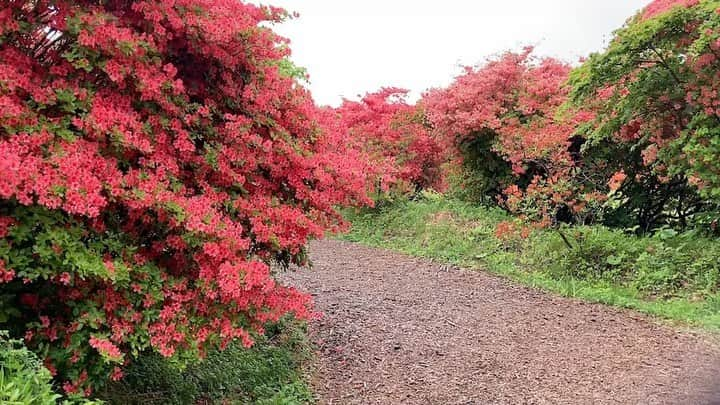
[262,1,653,106]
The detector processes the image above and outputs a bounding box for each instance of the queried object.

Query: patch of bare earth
[279,240,720,405]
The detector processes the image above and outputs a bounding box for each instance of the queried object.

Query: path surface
[280,240,720,405]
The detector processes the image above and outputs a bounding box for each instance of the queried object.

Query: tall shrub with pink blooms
[0,0,371,393]
[424,49,594,225]
[336,88,446,195]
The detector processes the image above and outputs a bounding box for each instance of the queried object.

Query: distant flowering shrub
[0,0,371,394]
[423,49,594,224]
[335,88,446,194]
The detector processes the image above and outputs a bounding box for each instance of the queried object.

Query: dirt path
[280,240,720,405]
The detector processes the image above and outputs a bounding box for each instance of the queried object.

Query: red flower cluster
[335,88,446,194]
[642,0,699,20]
[0,260,14,283]
[89,337,123,362]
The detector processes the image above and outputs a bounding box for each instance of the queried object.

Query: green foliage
[0,331,61,404]
[526,227,720,296]
[0,205,168,388]
[277,59,309,83]
[451,133,514,204]
[568,0,720,231]
[98,319,313,405]
[342,195,720,330]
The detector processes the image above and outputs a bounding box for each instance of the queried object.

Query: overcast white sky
[262,1,652,106]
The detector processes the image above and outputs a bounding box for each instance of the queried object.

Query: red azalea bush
[0,0,370,394]
[335,88,446,195]
[424,49,595,224]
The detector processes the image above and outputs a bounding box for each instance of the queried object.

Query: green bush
[633,234,720,296]
[524,227,720,297]
[524,227,648,282]
[99,319,313,405]
[0,330,61,404]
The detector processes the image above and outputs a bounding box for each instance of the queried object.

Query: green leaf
[606,255,623,266]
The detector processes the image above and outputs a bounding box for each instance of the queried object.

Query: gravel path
[280,240,720,405]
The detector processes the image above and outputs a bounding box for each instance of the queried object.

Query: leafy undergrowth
[98,318,314,405]
[0,331,62,404]
[341,194,720,331]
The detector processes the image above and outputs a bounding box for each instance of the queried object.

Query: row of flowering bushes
[422,0,720,234]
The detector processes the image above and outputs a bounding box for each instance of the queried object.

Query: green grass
[99,318,314,404]
[341,194,720,331]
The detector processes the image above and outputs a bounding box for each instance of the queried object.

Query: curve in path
[280,240,720,405]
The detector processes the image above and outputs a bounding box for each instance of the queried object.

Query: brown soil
[279,240,720,405]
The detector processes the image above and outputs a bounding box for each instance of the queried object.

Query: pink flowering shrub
[423,49,595,224]
[642,0,699,20]
[0,0,371,393]
[335,88,447,194]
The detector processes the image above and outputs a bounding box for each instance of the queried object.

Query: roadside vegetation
[342,0,720,334]
[343,194,720,330]
[98,319,313,405]
[1,320,312,404]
